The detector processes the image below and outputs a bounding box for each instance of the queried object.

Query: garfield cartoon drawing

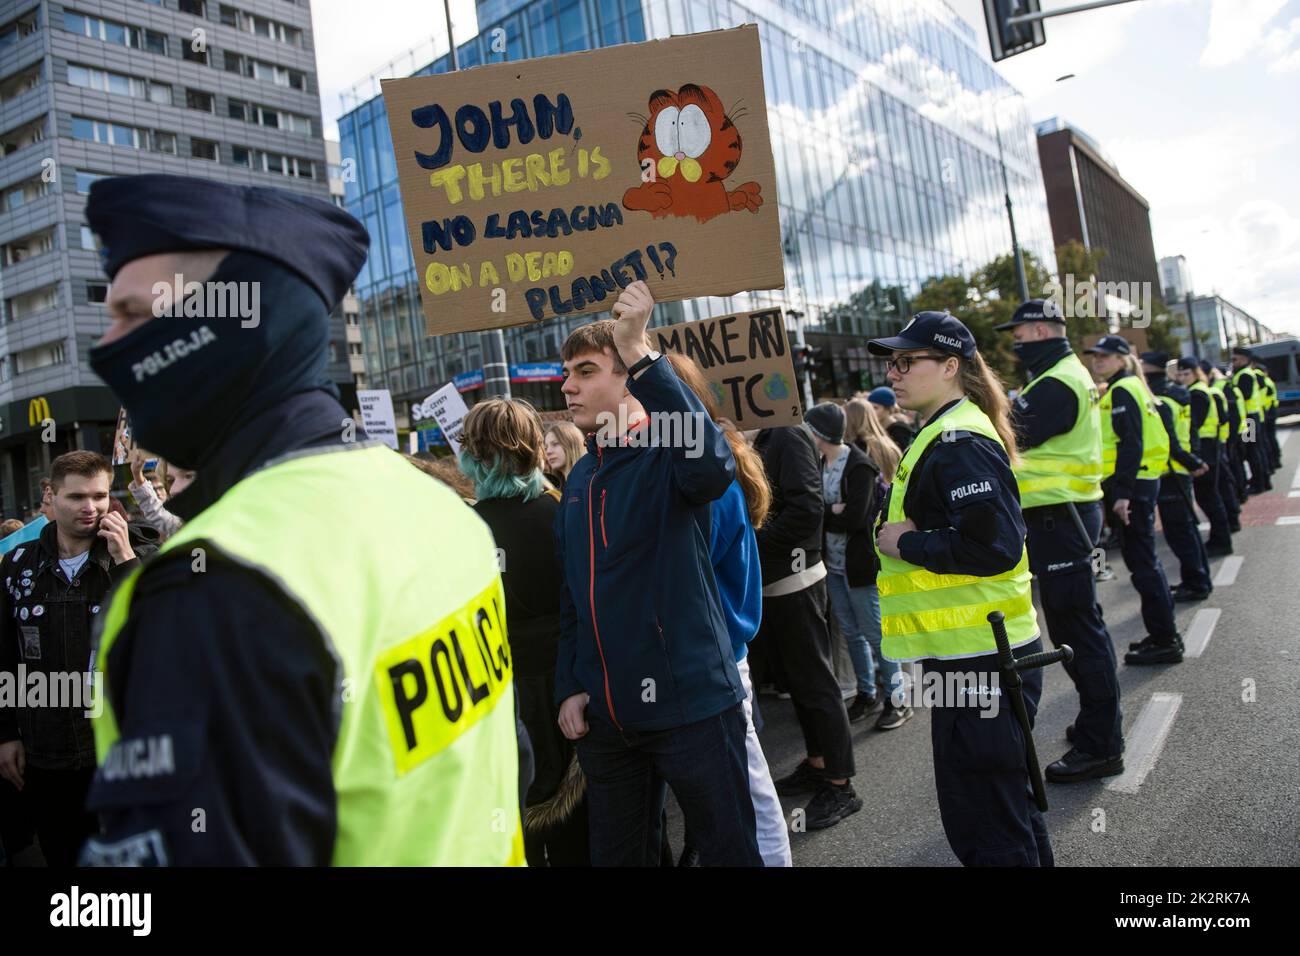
[621,84,763,223]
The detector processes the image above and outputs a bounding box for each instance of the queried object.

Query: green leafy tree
[905,251,1052,383]
[1051,241,1111,352]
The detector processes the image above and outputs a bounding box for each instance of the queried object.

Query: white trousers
[738,656,793,867]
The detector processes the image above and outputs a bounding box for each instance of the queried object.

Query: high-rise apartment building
[0,0,341,515]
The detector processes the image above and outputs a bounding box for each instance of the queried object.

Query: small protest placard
[110,408,132,466]
[652,307,801,428]
[419,382,471,456]
[382,25,784,335]
[357,389,399,450]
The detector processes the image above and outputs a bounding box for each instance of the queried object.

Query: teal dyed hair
[458,449,547,503]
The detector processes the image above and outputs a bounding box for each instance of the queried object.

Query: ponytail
[958,352,1020,464]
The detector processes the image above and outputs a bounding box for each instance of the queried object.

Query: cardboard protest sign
[652,307,801,428]
[358,389,399,449]
[382,24,784,335]
[419,382,470,456]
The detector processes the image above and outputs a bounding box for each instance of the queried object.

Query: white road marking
[1108,693,1183,795]
[1277,516,1300,525]
[1197,521,1210,532]
[1213,556,1244,587]
[1291,458,1300,488]
[1182,608,1221,658]
[1290,490,1300,498]
[1278,430,1292,451]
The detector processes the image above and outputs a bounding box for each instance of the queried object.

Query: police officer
[1212,364,1251,507]
[1142,353,1212,602]
[1175,357,1233,555]
[1084,337,1183,666]
[1254,361,1282,472]
[78,175,524,865]
[997,301,1123,783]
[871,312,1052,867]
[1201,361,1243,533]
[1231,348,1272,494]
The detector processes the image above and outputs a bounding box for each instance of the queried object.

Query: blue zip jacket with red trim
[552,356,745,732]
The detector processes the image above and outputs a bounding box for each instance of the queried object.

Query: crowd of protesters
[396,284,923,867]
[0,276,1284,868]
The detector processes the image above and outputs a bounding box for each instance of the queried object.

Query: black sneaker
[1125,641,1183,665]
[1171,585,1211,603]
[1065,723,1075,743]
[802,782,863,830]
[875,703,914,731]
[1205,542,1233,557]
[847,693,882,722]
[774,758,824,796]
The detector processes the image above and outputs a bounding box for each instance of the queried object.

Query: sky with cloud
[952,0,1300,336]
[308,0,1300,337]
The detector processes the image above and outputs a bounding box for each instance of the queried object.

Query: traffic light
[983,0,1045,62]
[793,345,821,389]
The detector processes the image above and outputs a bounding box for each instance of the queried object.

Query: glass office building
[338,0,1054,414]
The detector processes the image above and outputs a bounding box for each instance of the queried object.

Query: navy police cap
[86,174,369,311]
[993,298,1065,331]
[868,311,977,359]
[1083,335,1131,356]
[1140,351,1170,367]
[1176,356,1200,371]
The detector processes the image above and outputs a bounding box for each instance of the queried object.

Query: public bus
[1248,339,1300,417]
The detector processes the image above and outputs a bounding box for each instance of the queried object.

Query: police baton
[987,611,1073,813]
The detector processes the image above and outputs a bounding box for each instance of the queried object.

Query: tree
[906,250,1053,383]
[1051,240,1110,353]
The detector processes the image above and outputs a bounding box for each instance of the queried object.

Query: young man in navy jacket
[553,281,762,867]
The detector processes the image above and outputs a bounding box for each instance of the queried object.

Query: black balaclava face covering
[1012,336,1068,374]
[1008,335,1060,366]
[89,252,334,470]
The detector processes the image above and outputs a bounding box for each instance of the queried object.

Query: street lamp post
[993,116,1030,304]
[440,0,512,399]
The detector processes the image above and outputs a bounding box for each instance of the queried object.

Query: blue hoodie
[554,356,743,732]
[710,479,763,662]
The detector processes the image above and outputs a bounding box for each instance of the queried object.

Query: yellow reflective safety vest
[1233,367,1264,417]
[1155,393,1192,475]
[1214,377,1248,436]
[92,443,525,866]
[1208,383,1230,443]
[1013,352,1103,508]
[1259,373,1278,412]
[1189,381,1220,441]
[1100,375,1169,480]
[875,399,1038,663]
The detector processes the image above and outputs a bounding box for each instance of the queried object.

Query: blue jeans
[826,572,901,699]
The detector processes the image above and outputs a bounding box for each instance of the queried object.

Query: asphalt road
[674,421,1300,867]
